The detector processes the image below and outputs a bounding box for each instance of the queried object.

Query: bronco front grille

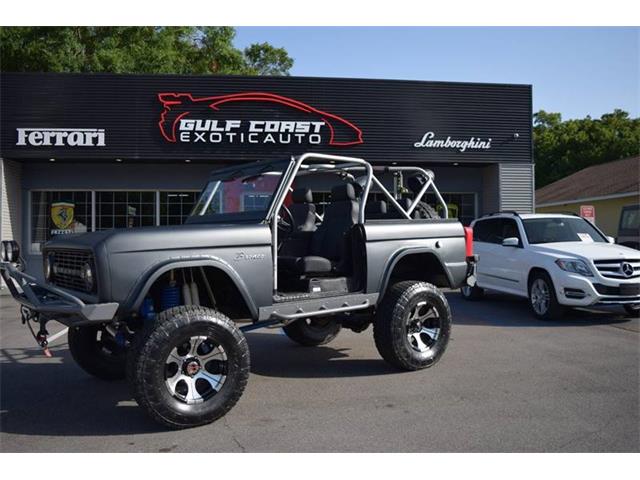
[46,249,95,293]
[593,259,640,279]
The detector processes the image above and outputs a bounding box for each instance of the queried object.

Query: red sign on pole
[580,205,596,223]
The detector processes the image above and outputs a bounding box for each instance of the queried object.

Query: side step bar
[258,292,378,322]
[270,300,370,325]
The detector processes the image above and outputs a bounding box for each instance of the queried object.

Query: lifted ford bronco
[1,153,474,429]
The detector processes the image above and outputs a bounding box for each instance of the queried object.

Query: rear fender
[377,247,454,303]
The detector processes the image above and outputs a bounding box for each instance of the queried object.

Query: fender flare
[123,255,259,318]
[377,247,454,303]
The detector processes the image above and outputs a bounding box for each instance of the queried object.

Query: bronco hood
[44,223,271,254]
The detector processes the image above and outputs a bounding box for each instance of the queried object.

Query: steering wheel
[277,205,296,249]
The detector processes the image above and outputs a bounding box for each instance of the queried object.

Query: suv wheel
[127,305,250,429]
[373,281,451,371]
[282,317,341,346]
[623,304,640,317]
[68,325,126,380]
[460,284,484,301]
[528,272,565,320]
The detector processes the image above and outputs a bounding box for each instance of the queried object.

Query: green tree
[0,26,293,75]
[534,109,640,188]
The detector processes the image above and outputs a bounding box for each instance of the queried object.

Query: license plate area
[620,283,640,296]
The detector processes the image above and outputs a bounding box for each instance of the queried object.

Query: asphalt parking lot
[1,291,638,452]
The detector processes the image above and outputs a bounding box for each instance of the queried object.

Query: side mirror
[502,237,520,247]
[606,236,615,244]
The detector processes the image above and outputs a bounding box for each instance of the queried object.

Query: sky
[234,27,639,120]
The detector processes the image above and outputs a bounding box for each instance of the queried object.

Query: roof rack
[481,210,521,218]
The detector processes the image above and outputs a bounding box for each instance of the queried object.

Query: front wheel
[623,304,640,317]
[127,306,250,429]
[374,281,451,371]
[528,272,565,320]
[68,325,127,380]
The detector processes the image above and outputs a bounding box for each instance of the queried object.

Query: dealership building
[0,72,533,279]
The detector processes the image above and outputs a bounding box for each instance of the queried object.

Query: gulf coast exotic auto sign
[157,92,364,147]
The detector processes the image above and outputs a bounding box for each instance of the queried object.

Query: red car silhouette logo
[157,92,363,146]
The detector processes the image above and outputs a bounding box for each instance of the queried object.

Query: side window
[501,219,521,242]
[473,220,488,242]
[473,218,502,244]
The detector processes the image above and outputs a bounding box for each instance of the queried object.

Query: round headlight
[10,241,20,262]
[2,241,20,263]
[10,241,19,262]
[81,262,94,291]
[44,253,53,281]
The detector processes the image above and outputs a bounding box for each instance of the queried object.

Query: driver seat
[289,188,317,232]
[279,183,359,275]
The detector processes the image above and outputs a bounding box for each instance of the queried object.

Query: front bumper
[553,271,640,307]
[0,260,118,326]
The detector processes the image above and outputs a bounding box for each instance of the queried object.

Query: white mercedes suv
[461,213,640,319]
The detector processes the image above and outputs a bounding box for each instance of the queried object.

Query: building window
[95,191,155,230]
[425,192,476,225]
[243,193,272,211]
[30,191,92,253]
[160,191,199,225]
[311,191,332,216]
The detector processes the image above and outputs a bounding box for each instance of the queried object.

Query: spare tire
[413,202,439,219]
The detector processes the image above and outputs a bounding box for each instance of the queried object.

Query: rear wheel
[374,281,451,371]
[282,317,341,346]
[127,305,250,429]
[623,304,640,317]
[68,325,126,380]
[528,272,565,320]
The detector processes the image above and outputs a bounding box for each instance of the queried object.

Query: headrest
[367,201,387,214]
[331,183,357,201]
[407,175,427,194]
[292,188,313,204]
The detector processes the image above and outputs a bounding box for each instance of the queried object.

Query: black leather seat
[366,200,388,219]
[289,188,317,232]
[279,183,359,275]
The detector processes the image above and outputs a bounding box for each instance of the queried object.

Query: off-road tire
[374,281,451,371]
[624,304,640,317]
[126,305,250,429]
[528,271,565,320]
[68,325,127,380]
[414,202,439,220]
[460,284,484,301]
[283,317,341,346]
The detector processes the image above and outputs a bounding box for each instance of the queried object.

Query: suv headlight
[555,258,593,277]
[81,262,95,291]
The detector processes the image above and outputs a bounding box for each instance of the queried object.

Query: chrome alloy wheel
[530,278,550,315]
[164,336,227,405]
[406,300,441,353]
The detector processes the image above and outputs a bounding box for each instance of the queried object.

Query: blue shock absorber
[161,284,181,311]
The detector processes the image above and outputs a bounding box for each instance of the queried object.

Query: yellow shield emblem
[51,202,75,230]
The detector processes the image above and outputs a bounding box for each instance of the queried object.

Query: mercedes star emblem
[621,262,634,277]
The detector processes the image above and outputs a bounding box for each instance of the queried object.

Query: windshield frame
[522,216,608,245]
[186,158,295,224]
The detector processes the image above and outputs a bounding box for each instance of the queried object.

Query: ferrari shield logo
[51,202,75,230]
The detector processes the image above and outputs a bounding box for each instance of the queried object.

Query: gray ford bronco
[1,153,474,429]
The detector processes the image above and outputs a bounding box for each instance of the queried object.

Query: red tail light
[464,226,474,258]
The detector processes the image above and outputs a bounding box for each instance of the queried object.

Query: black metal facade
[1,72,532,164]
